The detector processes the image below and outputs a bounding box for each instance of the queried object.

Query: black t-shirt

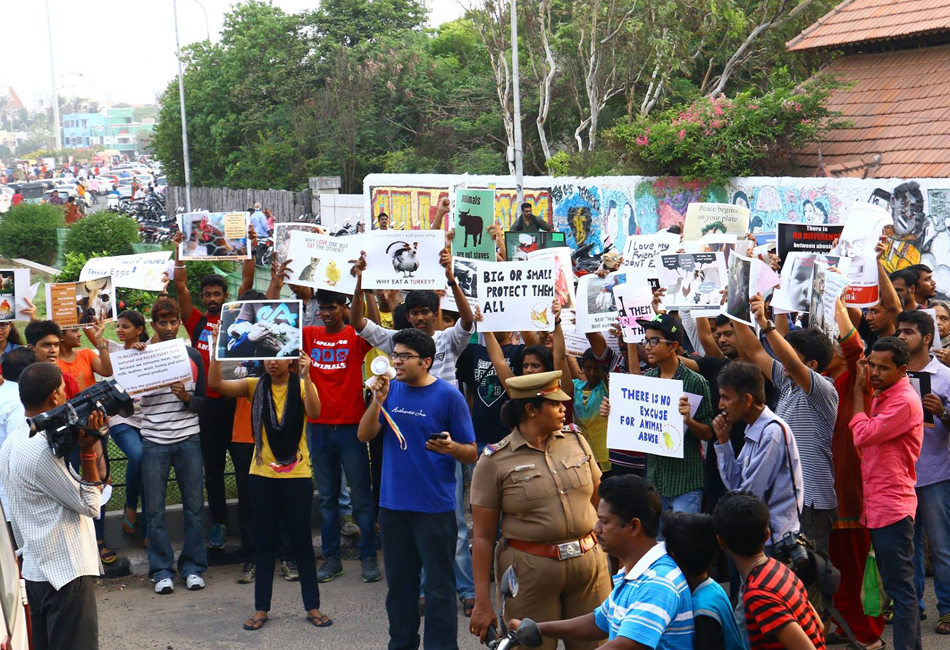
[457,343,525,444]
[509,214,551,233]
[858,314,879,355]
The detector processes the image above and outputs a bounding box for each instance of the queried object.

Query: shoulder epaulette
[483,437,511,456]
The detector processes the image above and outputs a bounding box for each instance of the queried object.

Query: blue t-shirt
[379,378,476,513]
[692,577,748,650]
[594,545,694,650]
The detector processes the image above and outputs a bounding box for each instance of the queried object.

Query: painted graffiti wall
[365,174,950,289]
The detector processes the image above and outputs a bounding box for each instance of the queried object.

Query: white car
[134,174,154,186]
[0,187,13,214]
[117,178,135,199]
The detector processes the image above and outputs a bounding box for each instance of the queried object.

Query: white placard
[613,282,654,343]
[621,233,681,270]
[771,253,850,313]
[834,201,893,308]
[362,230,447,290]
[177,212,251,261]
[526,247,576,329]
[922,308,942,350]
[215,300,303,361]
[607,373,685,459]
[477,259,556,332]
[0,269,31,322]
[79,252,172,291]
[442,257,479,313]
[721,254,760,327]
[655,252,727,309]
[683,202,750,241]
[111,339,193,397]
[809,263,850,340]
[574,274,620,333]
[284,230,363,295]
[273,223,323,265]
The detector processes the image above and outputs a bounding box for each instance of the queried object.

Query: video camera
[28,379,134,459]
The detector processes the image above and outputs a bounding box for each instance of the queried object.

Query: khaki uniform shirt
[471,427,602,544]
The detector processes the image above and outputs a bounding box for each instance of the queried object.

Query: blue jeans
[141,435,208,581]
[309,423,376,560]
[661,489,703,514]
[915,480,950,616]
[109,423,143,512]
[871,516,922,650]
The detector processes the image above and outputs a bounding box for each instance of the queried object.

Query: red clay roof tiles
[787,0,950,51]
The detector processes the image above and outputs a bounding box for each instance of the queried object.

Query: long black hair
[117,309,150,342]
[499,396,548,429]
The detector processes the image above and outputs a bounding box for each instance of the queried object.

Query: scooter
[483,567,542,649]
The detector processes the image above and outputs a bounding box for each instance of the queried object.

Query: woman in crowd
[932,301,950,368]
[573,349,610,474]
[208,324,329,631]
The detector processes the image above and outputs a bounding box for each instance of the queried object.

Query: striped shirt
[743,557,825,650]
[139,346,206,444]
[593,542,694,650]
[770,359,838,510]
[358,318,473,384]
[645,361,713,498]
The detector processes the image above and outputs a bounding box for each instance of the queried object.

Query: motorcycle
[483,567,542,650]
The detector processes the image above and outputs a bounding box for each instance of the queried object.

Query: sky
[0,0,469,111]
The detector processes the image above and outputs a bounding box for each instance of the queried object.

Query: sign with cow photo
[362,230,448,290]
[452,188,495,261]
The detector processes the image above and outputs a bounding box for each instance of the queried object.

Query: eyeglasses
[390,352,423,362]
[643,337,672,348]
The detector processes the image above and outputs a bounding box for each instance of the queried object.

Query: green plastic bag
[862,546,886,617]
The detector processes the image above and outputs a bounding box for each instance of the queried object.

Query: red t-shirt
[744,557,825,650]
[185,307,220,398]
[303,325,372,425]
[64,371,79,399]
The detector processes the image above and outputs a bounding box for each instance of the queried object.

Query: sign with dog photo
[46,277,117,329]
[362,230,447,290]
[442,257,480,312]
[284,230,363,294]
[452,188,495,261]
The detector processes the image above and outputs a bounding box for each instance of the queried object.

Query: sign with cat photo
[274,223,324,265]
[284,230,363,295]
[362,230,448,290]
[452,188,495,261]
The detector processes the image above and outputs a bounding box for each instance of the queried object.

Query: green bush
[57,251,105,282]
[64,210,140,258]
[0,203,66,265]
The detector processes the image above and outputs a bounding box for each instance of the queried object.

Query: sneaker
[186,574,206,591]
[340,515,360,537]
[238,562,256,584]
[208,523,227,550]
[280,560,300,582]
[154,578,174,595]
[361,557,381,583]
[317,557,344,583]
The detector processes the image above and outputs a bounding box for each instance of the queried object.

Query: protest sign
[621,232,680,270]
[443,257,479,312]
[683,203,750,241]
[527,247,576,327]
[452,189,495,261]
[79,252,172,291]
[771,253,849,313]
[215,300,303,361]
[575,273,621,333]
[273,223,323,265]
[476,259,556,332]
[46,277,116,329]
[922,308,942,350]
[655,253,726,309]
[722,254,759,327]
[808,262,849,340]
[606,373,685,459]
[614,282,655,343]
[834,201,893,308]
[693,234,738,267]
[505,231,566,261]
[907,370,935,426]
[111,339,193,397]
[284,230,362,294]
[0,269,31,322]
[362,230,447,290]
[777,222,843,262]
[178,212,251,261]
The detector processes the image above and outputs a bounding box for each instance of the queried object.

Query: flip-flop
[98,542,118,565]
[462,598,475,618]
[307,613,333,628]
[243,616,268,631]
[122,514,137,535]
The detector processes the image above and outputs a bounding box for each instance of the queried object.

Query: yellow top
[245,378,312,479]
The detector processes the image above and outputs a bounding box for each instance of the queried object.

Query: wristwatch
[761,320,776,335]
[941,408,950,424]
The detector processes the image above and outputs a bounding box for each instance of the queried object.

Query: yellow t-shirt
[245,378,312,479]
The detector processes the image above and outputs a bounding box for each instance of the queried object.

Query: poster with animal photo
[362,230,447,290]
[809,263,849,341]
[654,253,726,309]
[504,231,567,261]
[442,257,479,313]
[575,273,621,333]
[527,247,576,328]
[273,223,324,265]
[0,269,31,322]
[833,201,893,308]
[214,300,303,361]
[452,189,495,261]
[682,202,750,242]
[284,230,362,295]
[178,212,251,261]
[45,277,116,329]
[771,253,850,313]
[476,259,557,332]
[722,254,759,327]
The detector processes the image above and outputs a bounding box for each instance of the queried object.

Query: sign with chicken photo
[362,230,448,290]
[284,230,363,295]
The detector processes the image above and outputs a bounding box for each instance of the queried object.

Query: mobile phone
[428,433,448,441]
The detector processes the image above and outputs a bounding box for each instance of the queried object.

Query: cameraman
[0,362,106,650]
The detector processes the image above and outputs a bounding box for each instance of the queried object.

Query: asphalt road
[96,555,950,650]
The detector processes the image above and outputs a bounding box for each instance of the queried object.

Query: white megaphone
[365,355,397,389]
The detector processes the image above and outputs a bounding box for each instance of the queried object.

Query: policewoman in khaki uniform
[468,371,611,649]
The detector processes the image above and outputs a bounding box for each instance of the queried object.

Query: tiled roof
[792,44,950,178]
[787,0,950,52]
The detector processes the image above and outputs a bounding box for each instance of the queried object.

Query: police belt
[505,532,598,561]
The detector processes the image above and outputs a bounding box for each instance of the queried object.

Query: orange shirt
[58,348,99,390]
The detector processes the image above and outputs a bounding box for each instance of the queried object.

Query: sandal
[462,598,475,618]
[243,614,268,631]
[936,613,950,634]
[306,612,333,628]
[122,510,137,535]
[98,541,118,565]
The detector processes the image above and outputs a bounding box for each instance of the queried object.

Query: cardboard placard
[777,222,843,261]
[621,232,681,270]
[606,373,685,459]
[178,212,251,261]
[452,189,495,261]
[79,252,172,291]
[111,339,193,397]
[614,281,656,343]
[0,269,32,322]
[575,273,621,333]
[722,254,759,327]
[683,202,750,241]
[476,259,556,332]
[526,247,576,328]
[654,253,726,309]
[45,277,116,329]
[834,201,893,308]
[273,223,324,265]
[362,230,447,290]
[284,230,363,295]
[214,300,303,361]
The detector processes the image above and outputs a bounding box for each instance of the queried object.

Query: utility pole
[192,0,211,42]
[46,0,62,150]
[510,0,524,205]
[173,0,192,212]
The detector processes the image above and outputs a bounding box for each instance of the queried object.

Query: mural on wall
[365,173,950,297]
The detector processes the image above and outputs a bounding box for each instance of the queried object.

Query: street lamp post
[510,0,524,205]
[46,0,62,151]
[173,0,192,212]
[192,0,211,42]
